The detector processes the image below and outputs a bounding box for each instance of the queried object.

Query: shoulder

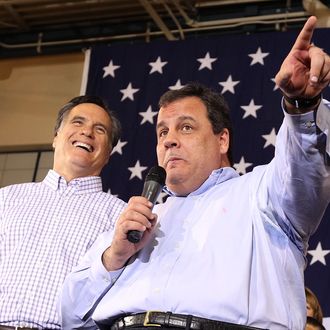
[0,182,41,206]
[1,181,39,194]
[98,191,127,210]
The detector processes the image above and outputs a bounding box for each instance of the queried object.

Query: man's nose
[81,126,93,138]
[163,131,179,148]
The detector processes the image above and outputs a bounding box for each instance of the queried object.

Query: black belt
[98,311,266,330]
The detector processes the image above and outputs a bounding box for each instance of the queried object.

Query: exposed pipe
[0,20,17,28]
[0,16,309,50]
[172,0,309,28]
[139,0,177,40]
[3,3,28,30]
[172,8,308,28]
[196,0,275,6]
[172,0,194,25]
[162,0,185,39]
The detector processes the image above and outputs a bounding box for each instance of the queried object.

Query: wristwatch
[283,93,322,109]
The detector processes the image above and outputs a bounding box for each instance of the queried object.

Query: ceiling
[0,0,329,58]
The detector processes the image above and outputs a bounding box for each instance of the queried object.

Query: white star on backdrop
[169,79,185,90]
[308,242,330,265]
[111,139,128,155]
[139,105,158,125]
[120,82,140,101]
[219,75,240,94]
[102,60,120,78]
[241,99,262,119]
[262,128,277,148]
[128,160,148,180]
[149,56,168,74]
[271,78,279,91]
[197,52,217,70]
[248,47,269,66]
[233,157,253,175]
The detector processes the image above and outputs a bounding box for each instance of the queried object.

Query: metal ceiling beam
[174,9,308,28]
[139,0,177,40]
[0,15,309,51]
[162,0,184,39]
[3,3,28,30]
[196,0,275,6]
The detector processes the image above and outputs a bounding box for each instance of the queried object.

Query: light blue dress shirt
[60,101,330,330]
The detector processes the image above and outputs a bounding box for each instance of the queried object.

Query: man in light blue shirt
[60,16,330,330]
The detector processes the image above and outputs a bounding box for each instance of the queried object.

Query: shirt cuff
[281,98,316,134]
[315,99,330,157]
[74,253,125,319]
[90,252,124,286]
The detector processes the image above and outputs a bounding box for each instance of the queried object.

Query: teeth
[73,141,93,152]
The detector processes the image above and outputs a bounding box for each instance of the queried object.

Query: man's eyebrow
[157,115,197,130]
[71,115,109,131]
[156,120,166,130]
[94,122,109,132]
[178,115,196,122]
[71,115,85,121]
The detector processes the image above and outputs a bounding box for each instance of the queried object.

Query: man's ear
[218,128,230,155]
[52,133,57,149]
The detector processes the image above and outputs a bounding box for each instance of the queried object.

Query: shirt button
[175,243,182,251]
[304,121,314,128]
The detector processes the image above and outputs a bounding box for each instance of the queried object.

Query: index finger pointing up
[291,16,317,51]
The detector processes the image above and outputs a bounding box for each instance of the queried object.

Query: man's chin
[166,171,186,187]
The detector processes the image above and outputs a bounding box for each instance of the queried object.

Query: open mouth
[73,141,94,152]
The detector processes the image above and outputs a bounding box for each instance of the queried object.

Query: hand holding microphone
[127,165,166,243]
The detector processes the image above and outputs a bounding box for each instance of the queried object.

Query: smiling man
[53,100,114,182]
[0,96,126,329]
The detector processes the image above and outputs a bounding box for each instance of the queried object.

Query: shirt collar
[43,169,103,194]
[164,167,239,197]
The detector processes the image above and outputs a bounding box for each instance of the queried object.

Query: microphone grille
[146,166,166,185]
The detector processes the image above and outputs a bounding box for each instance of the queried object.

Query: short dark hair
[54,95,121,148]
[159,82,233,166]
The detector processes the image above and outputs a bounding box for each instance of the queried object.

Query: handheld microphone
[127,165,166,243]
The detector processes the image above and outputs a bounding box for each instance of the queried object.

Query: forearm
[102,247,129,271]
[60,254,124,329]
[59,231,125,328]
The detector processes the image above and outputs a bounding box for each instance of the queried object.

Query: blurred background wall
[0,52,84,149]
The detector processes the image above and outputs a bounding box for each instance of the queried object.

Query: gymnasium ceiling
[0,0,329,58]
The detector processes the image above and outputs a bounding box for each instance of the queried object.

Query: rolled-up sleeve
[261,99,330,253]
[59,231,124,329]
